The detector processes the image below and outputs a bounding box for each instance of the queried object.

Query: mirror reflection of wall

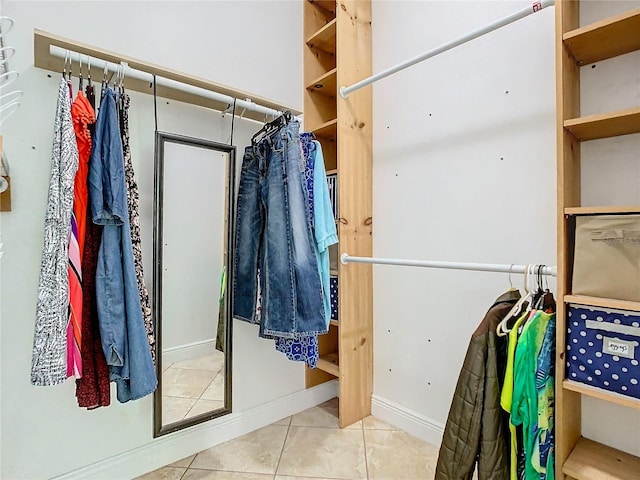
[154,134,235,436]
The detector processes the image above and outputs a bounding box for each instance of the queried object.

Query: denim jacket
[88,88,157,402]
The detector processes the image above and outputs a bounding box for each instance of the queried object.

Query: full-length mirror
[153,132,235,437]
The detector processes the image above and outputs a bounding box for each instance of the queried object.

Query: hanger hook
[508,264,514,289]
[87,55,91,80]
[63,49,69,79]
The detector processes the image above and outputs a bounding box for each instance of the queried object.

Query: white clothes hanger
[497,264,534,337]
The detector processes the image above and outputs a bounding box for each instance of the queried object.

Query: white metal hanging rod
[340,0,555,98]
[50,46,283,118]
[341,253,557,277]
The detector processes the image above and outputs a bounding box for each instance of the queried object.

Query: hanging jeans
[89,88,157,403]
[233,121,327,338]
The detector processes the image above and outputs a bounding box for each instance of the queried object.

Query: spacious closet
[1,1,639,479]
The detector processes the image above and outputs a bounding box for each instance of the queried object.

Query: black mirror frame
[152,131,236,438]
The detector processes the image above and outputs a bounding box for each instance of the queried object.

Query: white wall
[0,2,334,479]
[371,0,640,458]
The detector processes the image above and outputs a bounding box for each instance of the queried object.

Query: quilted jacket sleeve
[435,336,487,480]
[477,331,509,480]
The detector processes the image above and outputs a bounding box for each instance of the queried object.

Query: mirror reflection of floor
[162,350,225,425]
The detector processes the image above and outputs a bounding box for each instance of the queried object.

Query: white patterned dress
[31,79,79,386]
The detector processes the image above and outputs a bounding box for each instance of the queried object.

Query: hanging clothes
[510,310,556,480]
[500,310,530,480]
[88,87,157,403]
[274,135,338,367]
[66,90,96,380]
[435,290,519,480]
[31,79,79,387]
[72,90,111,408]
[233,118,327,338]
[310,139,338,328]
[119,92,155,365]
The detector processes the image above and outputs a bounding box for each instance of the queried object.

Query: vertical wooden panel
[336,0,373,428]
[556,1,582,478]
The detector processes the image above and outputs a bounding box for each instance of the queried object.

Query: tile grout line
[362,420,370,480]
[272,417,292,479]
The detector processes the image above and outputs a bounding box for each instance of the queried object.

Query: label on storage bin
[603,337,636,359]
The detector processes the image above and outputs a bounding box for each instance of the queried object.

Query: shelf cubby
[563,8,640,65]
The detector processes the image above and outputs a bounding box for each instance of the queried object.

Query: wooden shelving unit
[317,353,340,377]
[556,2,640,478]
[563,380,640,410]
[564,205,640,215]
[306,68,337,96]
[306,18,337,55]
[564,294,640,312]
[564,107,640,141]
[563,438,640,480]
[311,118,338,140]
[563,7,640,65]
[303,0,372,428]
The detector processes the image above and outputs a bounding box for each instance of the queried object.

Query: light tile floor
[138,398,439,480]
[162,351,226,424]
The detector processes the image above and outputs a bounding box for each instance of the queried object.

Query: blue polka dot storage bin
[330,275,339,321]
[567,304,640,400]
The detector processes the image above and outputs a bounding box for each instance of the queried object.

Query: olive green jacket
[435,290,520,480]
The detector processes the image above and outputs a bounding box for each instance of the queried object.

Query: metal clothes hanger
[87,56,92,87]
[78,54,84,92]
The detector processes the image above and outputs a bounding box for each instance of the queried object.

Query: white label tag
[603,337,636,359]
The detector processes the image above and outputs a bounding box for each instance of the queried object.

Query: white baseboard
[53,380,339,480]
[371,394,445,447]
[163,338,216,364]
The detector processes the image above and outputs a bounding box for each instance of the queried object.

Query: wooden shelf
[33,30,301,122]
[565,295,640,312]
[563,437,640,480]
[564,107,640,141]
[564,205,640,215]
[307,68,337,97]
[311,118,337,140]
[306,18,337,55]
[563,8,640,65]
[326,169,338,176]
[309,0,336,15]
[330,319,339,327]
[563,380,640,410]
[317,353,339,377]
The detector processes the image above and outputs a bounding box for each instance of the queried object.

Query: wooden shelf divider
[563,7,640,65]
[317,353,340,377]
[564,107,640,141]
[309,0,336,15]
[563,380,640,411]
[564,294,640,312]
[563,437,640,480]
[564,205,640,215]
[307,68,337,97]
[311,118,337,140]
[306,18,337,55]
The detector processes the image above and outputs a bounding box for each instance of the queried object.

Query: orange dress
[67,91,96,378]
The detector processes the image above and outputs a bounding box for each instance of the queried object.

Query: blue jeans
[89,88,157,402]
[233,121,327,338]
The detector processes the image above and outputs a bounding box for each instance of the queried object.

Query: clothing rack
[340,253,557,277]
[339,0,555,98]
[49,47,282,119]
[34,30,302,123]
